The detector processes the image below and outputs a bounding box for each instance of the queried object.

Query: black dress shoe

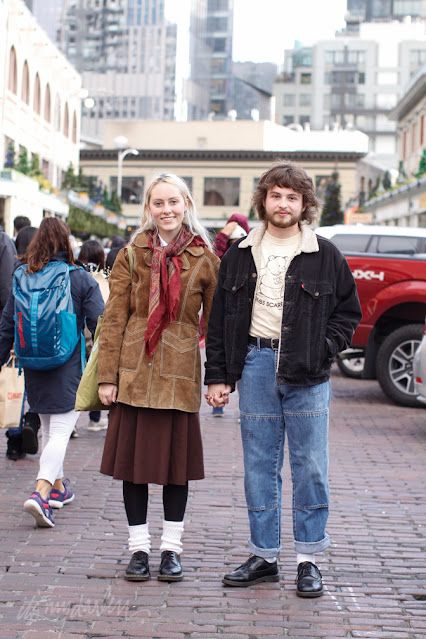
[158,550,183,582]
[222,555,279,587]
[125,551,150,581]
[296,561,323,597]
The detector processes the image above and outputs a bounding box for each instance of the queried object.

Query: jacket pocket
[119,320,146,370]
[160,329,198,381]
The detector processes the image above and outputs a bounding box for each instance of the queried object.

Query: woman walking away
[98,173,219,582]
[0,218,104,528]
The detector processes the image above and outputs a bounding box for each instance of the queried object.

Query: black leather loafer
[222,555,279,587]
[125,551,150,581]
[296,561,323,597]
[157,550,183,582]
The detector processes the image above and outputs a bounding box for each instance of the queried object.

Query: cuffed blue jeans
[238,343,331,559]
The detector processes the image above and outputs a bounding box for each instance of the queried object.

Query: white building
[0,0,82,234]
[362,64,426,227]
[274,19,426,156]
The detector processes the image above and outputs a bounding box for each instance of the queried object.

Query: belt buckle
[271,338,279,350]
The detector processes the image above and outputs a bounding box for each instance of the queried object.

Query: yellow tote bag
[0,356,25,428]
[75,316,107,411]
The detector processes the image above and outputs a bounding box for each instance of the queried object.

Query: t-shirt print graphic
[256,255,288,308]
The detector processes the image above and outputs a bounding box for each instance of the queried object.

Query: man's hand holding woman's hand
[205,383,232,407]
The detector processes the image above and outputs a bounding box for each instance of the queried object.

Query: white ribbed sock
[128,523,151,555]
[297,553,316,566]
[160,520,184,554]
[264,556,277,563]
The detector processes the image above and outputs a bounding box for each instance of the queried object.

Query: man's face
[264,185,304,231]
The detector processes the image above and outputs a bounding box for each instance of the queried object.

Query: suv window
[327,234,372,252]
[373,236,418,255]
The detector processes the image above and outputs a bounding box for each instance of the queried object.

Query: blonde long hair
[133,173,212,249]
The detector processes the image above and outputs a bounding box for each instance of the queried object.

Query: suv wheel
[337,349,365,379]
[376,324,423,407]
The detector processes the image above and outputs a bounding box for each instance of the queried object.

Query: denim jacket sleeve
[325,255,362,357]
[204,257,228,386]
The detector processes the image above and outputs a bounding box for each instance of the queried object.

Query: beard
[266,211,302,229]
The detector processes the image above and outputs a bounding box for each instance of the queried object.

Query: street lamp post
[117,147,139,201]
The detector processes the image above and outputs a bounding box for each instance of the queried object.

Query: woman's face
[148,182,186,242]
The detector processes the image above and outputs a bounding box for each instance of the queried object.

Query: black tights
[123,481,188,526]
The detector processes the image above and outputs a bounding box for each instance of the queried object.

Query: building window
[8,46,17,93]
[283,94,295,106]
[409,49,426,66]
[21,60,30,104]
[180,176,193,191]
[110,176,144,204]
[283,115,294,125]
[44,84,51,122]
[33,73,41,114]
[299,94,311,106]
[204,178,240,206]
[72,112,77,143]
[299,115,310,127]
[54,95,61,131]
[63,103,69,137]
[300,73,311,84]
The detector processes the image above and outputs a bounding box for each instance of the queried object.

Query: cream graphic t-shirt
[250,230,301,338]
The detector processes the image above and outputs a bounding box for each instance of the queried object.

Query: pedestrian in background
[0,218,104,528]
[0,230,16,320]
[15,226,37,259]
[78,239,109,432]
[205,161,361,596]
[13,215,31,239]
[98,173,219,582]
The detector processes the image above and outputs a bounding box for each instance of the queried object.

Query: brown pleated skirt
[100,403,204,485]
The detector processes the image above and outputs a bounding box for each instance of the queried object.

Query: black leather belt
[248,336,280,350]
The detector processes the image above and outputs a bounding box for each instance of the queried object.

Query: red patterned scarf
[144,226,206,357]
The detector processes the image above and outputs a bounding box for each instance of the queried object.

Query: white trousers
[36,411,79,485]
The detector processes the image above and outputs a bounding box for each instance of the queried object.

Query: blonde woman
[98,173,219,582]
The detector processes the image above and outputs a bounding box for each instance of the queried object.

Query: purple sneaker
[23,492,55,528]
[48,478,75,509]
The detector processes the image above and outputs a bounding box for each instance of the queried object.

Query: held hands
[98,383,118,406]
[205,383,232,408]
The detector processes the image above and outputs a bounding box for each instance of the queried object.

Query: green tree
[415,149,426,178]
[382,170,392,190]
[16,147,30,175]
[319,172,343,226]
[5,142,15,168]
[29,153,42,178]
[396,160,407,184]
[62,163,77,190]
[110,190,122,213]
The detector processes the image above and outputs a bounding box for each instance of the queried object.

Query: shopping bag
[75,316,107,411]
[0,356,25,429]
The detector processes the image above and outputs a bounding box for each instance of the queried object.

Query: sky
[166,0,348,67]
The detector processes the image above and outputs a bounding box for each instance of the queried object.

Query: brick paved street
[0,364,425,639]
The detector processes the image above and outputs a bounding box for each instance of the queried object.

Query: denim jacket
[205,224,362,388]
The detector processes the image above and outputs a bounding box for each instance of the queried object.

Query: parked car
[413,320,426,404]
[316,224,426,407]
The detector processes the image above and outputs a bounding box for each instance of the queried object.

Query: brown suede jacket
[98,231,219,412]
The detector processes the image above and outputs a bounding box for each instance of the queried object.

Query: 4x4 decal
[352,269,385,282]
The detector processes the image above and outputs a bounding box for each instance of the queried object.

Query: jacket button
[232,286,236,291]
[251,273,257,278]
[148,362,152,367]
[315,291,319,297]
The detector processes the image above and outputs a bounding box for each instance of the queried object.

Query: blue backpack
[12,261,83,371]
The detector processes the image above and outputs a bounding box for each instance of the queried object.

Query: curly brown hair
[25,218,74,273]
[252,161,319,225]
